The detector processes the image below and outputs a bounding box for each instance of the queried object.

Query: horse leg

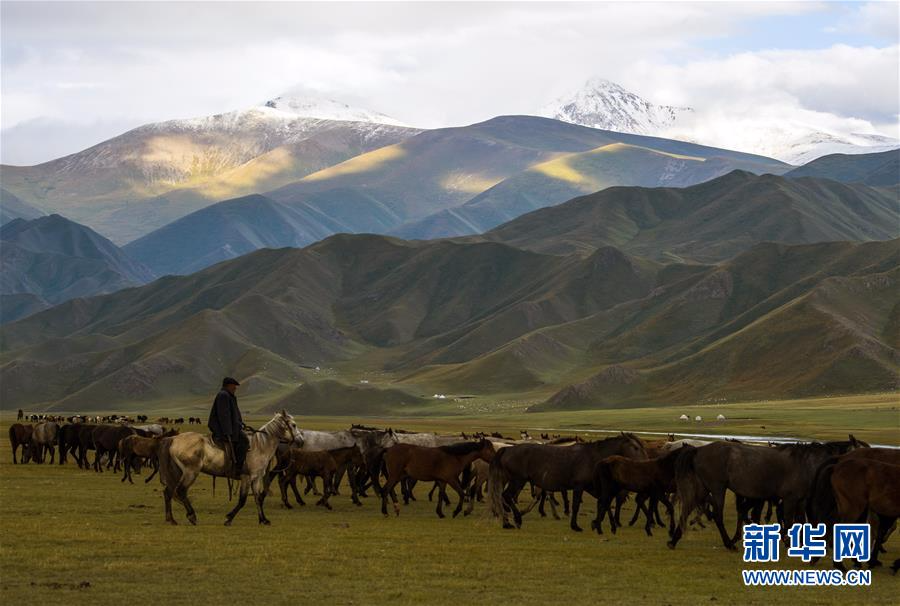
[163,485,177,525]
[505,481,526,528]
[614,492,626,528]
[382,476,401,517]
[290,472,306,506]
[709,485,735,550]
[173,484,198,525]
[145,458,159,483]
[253,476,271,525]
[570,488,584,532]
[429,482,438,502]
[547,492,561,520]
[643,495,658,537]
[278,474,292,508]
[225,479,250,526]
[449,478,467,518]
[435,482,447,519]
[628,495,643,527]
[562,490,570,516]
[316,473,334,510]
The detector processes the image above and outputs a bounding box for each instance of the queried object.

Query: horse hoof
[224,518,233,527]
[571,526,583,533]
[667,541,676,550]
[166,519,178,526]
[260,519,271,526]
[188,516,198,526]
[354,502,362,507]
[503,522,515,529]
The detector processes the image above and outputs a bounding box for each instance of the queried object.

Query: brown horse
[278,449,338,510]
[381,439,495,518]
[8,423,33,464]
[594,445,687,536]
[157,410,302,526]
[489,433,647,531]
[831,458,900,569]
[668,437,866,550]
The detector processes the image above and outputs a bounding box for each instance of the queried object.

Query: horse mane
[351,424,381,431]
[439,440,487,455]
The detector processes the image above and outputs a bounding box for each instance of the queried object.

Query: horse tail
[673,445,704,531]
[369,448,387,496]
[807,457,838,524]
[488,449,508,519]
[156,438,182,489]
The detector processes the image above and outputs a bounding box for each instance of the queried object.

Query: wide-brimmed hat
[222,377,241,387]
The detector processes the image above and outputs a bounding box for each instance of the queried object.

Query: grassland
[1,394,898,605]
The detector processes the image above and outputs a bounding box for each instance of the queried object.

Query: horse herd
[7,411,900,572]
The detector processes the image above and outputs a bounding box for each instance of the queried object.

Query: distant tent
[716,414,726,421]
[679,414,689,421]
[694,415,702,422]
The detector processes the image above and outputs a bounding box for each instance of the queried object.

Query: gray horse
[157,410,302,526]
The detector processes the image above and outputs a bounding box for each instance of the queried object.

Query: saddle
[210,436,241,479]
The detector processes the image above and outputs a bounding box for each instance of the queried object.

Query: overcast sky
[1,1,898,165]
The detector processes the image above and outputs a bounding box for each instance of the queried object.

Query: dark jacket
[208,389,243,439]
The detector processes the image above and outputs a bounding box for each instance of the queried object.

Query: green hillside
[785,149,899,186]
[1,231,896,413]
[483,171,899,262]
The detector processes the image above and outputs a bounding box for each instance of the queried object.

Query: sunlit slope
[0,113,419,243]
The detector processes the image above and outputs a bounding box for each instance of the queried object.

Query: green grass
[1,395,898,605]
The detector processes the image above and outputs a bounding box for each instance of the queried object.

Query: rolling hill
[0,215,156,323]
[0,93,420,243]
[126,116,788,274]
[785,149,900,186]
[482,170,900,262]
[1,231,895,413]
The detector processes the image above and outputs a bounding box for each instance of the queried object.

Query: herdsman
[208,377,248,477]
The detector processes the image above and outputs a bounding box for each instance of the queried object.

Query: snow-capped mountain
[542,78,899,165]
[541,77,693,135]
[1,91,420,243]
[261,88,407,127]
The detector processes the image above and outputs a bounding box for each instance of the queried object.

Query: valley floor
[1,394,898,605]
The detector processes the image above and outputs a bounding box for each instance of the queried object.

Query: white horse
[157,410,302,526]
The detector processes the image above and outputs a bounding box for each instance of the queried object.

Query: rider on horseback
[208,377,248,477]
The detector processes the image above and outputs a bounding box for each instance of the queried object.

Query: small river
[526,427,900,449]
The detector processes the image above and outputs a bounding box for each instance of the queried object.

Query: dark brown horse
[807,447,900,568]
[277,449,339,510]
[594,445,687,536]
[668,436,866,550]
[57,423,82,464]
[831,458,900,569]
[8,423,33,464]
[381,439,495,518]
[489,433,647,531]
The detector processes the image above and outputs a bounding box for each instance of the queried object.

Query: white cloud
[1,1,897,164]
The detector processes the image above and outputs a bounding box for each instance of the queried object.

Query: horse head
[620,432,648,460]
[273,410,303,447]
[848,434,871,449]
[478,438,497,462]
